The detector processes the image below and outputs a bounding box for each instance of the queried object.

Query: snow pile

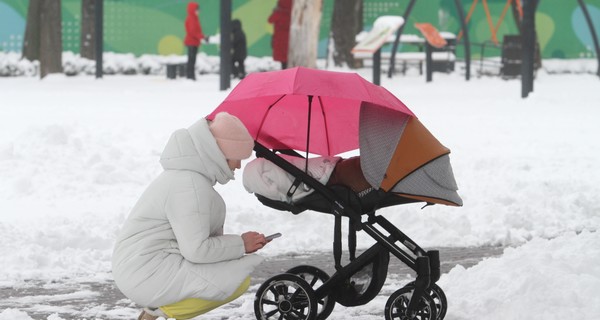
[542,58,598,74]
[2,51,598,78]
[0,52,37,77]
[62,51,95,76]
[0,309,34,320]
[439,231,600,319]
[0,52,280,77]
[0,309,68,320]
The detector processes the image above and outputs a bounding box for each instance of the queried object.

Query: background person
[268,0,292,70]
[112,112,269,320]
[184,2,205,80]
[231,19,247,79]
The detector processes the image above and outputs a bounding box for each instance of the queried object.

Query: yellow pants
[159,277,250,320]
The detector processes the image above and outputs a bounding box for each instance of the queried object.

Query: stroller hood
[359,103,462,206]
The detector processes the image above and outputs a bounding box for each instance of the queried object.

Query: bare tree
[331,0,362,68]
[22,0,41,62]
[288,0,322,68]
[22,0,63,78]
[80,0,95,60]
[39,0,63,78]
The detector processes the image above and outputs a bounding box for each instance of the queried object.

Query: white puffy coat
[111,119,263,308]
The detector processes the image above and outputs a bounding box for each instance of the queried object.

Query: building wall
[1,0,598,59]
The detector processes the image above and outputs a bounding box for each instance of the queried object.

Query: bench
[351,16,405,84]
[352,20,456,78]
[354,51,456,75]
[166,63,186,79]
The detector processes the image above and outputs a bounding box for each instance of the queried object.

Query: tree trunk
[331,0,362,68]
[40,0,63,78]
[80,0,95,60]
[288,0,322,68]
[22,0,41,62]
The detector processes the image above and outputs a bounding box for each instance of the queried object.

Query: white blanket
[243,155,341,203]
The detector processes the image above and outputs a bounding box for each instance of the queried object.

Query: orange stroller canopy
[359,103,462,207]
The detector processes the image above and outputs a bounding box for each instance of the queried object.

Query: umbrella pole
[305,95,313,173]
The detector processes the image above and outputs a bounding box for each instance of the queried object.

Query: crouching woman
[112,112,268,320]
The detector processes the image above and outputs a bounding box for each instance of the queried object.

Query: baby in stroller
[243,154,373,204]
[243,146,461,217]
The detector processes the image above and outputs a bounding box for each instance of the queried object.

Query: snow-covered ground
[1,58,599,319]
[0,52,280,77]
[2,51,598,77]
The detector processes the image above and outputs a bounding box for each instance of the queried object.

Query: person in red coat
[268,0,292,70]
[184,2,205,80]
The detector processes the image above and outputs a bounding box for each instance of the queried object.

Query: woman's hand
[242,231,267,253]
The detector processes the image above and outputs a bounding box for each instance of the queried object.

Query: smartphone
[265,233,282,241]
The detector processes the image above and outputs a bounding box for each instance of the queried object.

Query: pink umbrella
[208,67,414,156]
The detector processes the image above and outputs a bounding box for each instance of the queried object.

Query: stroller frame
[253,142,445,320]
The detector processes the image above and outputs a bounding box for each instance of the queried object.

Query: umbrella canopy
[209,67,461,206]
[208,67,414,156]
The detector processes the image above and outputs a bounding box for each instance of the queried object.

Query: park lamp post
[94,0,103,79]
[520,0,538,98]
[220,0,232,91]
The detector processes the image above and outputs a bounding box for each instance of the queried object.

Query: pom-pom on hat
[208,112,254,160]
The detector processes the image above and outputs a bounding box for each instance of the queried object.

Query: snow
[438,231,600,319]
[0,52,280,77]
[1,55,599,319]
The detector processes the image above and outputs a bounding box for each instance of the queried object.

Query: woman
[268,0,292,70]
[184,2,205,80]
[112,112,268,320]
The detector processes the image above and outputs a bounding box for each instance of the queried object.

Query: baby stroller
[208,67,462,320]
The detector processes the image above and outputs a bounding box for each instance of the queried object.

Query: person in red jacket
[184,2,205,80]
[268,0,292,70]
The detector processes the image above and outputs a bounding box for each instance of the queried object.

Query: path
[0,247,504,320]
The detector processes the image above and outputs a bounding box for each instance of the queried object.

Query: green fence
[1,0,598,59]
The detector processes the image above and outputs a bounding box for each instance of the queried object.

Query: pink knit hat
[208,112,254,160]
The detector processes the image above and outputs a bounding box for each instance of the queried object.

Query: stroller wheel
[384,286,437,320]
[405,282,447,320]
[254,273,318,320]
[286,265,335,320]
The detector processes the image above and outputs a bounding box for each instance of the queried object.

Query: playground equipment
[456,0,542,79]
[352,17,456,84]
[351,16,405,85]
[457,0,523,46]
[577,0,600,77]
[414,23,457,82]
[388,0,471,81]
[385,0,599,96]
